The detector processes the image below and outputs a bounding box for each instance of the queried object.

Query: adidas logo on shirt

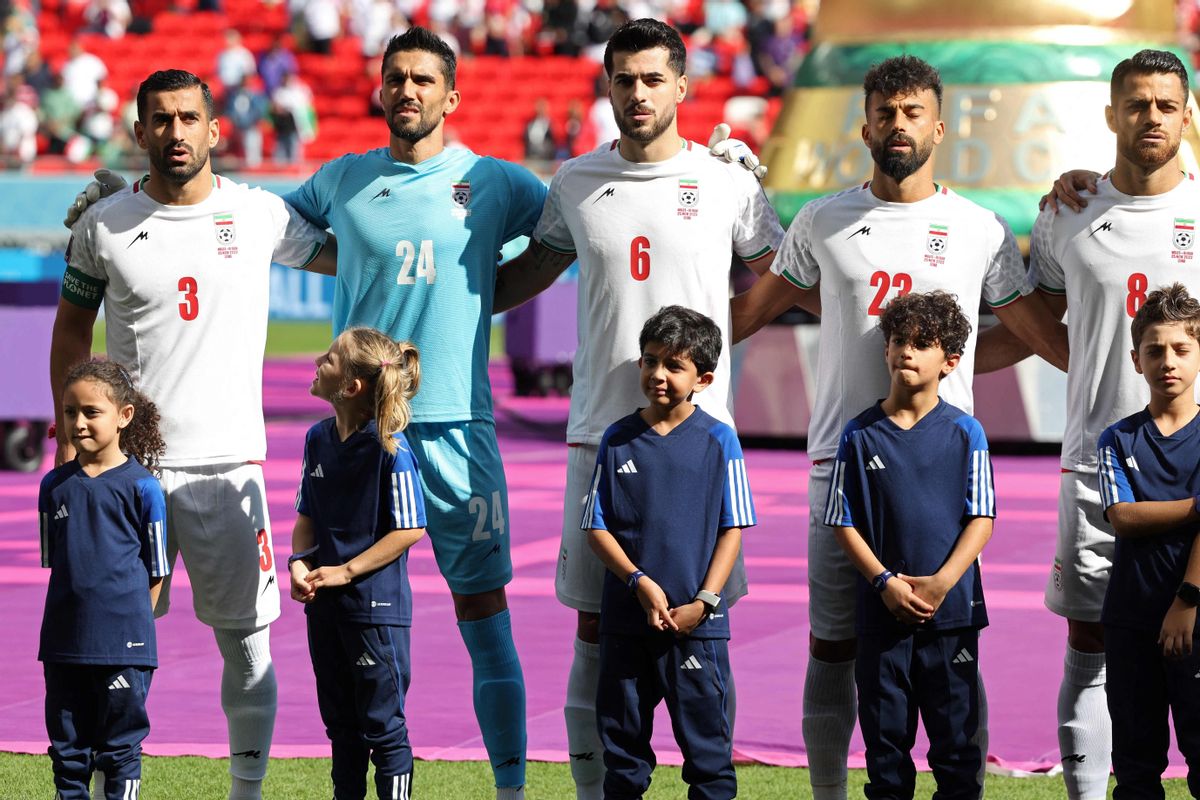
[356,652,377,667]
[952,648,975,664]
[681,655,703,671]
[617,460,638,474]
[310,464,325,478]
[54,504,69,520]
[108,675,131,691]
[866,455,886,471]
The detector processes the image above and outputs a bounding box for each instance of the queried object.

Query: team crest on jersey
[677,179,699,219]
[213,212,239,258]
[1173,218,1194,262]
[450,180,472,219]
[924,223,948,266]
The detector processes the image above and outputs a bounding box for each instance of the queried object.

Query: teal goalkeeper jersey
[285,147,547,423]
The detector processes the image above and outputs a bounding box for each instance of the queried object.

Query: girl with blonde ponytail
[288,327,425,799]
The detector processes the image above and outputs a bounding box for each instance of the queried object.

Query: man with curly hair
[731,55,1067,799]
[826,290,996,800]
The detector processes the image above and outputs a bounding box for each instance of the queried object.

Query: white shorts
[555,444,749,614]
[1044,469,1114,622]
[807,461,859,642]
[157,462,281,629]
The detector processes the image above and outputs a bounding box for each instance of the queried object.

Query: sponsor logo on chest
[213,212,239,259]
[1172,217,1194,263]
[677,179,699,219]
[925,222,948,267]
[451,180,472,219]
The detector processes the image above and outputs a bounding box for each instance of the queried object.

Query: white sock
[803,656,855,800]
[564,638,604,800]
[214,626,277,795]
[1056,646,1109,800]
[496,786,525,800]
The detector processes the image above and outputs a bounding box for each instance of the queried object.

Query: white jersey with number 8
[1030,174,1200,471]
[66,176,326,466]
[774,182,1028,462]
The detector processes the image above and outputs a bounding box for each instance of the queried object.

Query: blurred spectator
[224,75,268,166]
[523,98,556,161]
[271,71,315,164]
[301,0,342,54]
[583,0,628,61]
[21,50,54,95]
[0,78,37,164]
[258,35,298,95]
[560,97,594,158]
[84,0,133,38]
[79,84,119,144]
[588,93,619,145]
[3,0,38,78]
[751,11,805,95]
[428,17,461,56]
[217,29,258,90]
[39,70,82,154]
[62,41,108,108]
[353,0,406,57]
[686,26,718,80]
[540,0,579,56]
[704,0,746,35]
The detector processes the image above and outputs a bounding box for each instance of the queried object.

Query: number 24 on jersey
[396,239,437,285]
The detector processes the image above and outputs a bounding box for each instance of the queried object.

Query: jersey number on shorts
[630,236,650,281]
[178,276,199,320]
[1126,273,1148,317]
[256,529,273,572]
[396,239,437,285]
[868,270,913,315]
[469,490,506,541]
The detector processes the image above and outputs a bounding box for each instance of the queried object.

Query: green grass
[4,753,1191,799]
[90,320,506,358]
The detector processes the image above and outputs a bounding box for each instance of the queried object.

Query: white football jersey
[1030,173,1200,471]
[775,182,1028,461]
[534,140,784,445]
[68,176,327,466]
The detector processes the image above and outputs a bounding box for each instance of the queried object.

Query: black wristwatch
[1177,581,1200,608]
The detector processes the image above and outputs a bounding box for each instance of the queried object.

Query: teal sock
[458,610,526,789]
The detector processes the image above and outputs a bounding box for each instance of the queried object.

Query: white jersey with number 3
[534,140,784,445]
[67,176,326,466]
[774,182,1028,461]
[1030,174,1200,471]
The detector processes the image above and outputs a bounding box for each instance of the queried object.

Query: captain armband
[61,265,105,309]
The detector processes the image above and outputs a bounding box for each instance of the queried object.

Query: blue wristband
[627,570,645,592]
[872,569,895,593]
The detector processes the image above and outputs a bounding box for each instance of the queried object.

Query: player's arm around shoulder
[494,162,572,313]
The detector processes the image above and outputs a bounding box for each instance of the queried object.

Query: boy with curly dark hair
[825,291,995,799]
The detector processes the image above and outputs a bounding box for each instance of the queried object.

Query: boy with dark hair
[1096,282,1200,798]
[584,305,755,800]
[826,291,994,800]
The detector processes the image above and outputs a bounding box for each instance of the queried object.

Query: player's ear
[1183,102,1192,134]
[443,88,461,119]
[932,118,945,145]
[1105,104,1116,134]
[134,119,147,151]
[1131,347,1143,375]
[208,115,220,148]
[676,73,688,104]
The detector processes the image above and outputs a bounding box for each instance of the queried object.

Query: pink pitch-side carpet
[0,358,1186,776]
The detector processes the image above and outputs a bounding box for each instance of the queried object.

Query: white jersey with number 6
[534,140,784,446]
[774,182,1028,462]
[66,176,326,466]
[1030,174,1200,472]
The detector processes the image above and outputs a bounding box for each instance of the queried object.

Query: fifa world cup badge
[213,212,239,258]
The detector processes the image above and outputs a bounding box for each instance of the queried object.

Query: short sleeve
[731,173,784,263]
[386,438,427,530]
[981,213,1031,309]
[136,475,170,578]
[771,198,821,290]
[498,160,549,245]
[63,211,107,309]
[580,437,610,530]
[38,472,54,568]
[531,167,576,255]
[1029,208,1066,296]
[960,417,996,518]
[283,159,338,231]
[824,423,860,526]
[1097,427,1134,510]
[295,433,313,516]
[713,425,756,529]
[266,192,328,269]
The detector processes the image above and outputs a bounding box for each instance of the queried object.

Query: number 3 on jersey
[396,239,437,285]
[178,276,198,320]
[868,270,913,315]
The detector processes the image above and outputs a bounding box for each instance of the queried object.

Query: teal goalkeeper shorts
[404,420,512,595]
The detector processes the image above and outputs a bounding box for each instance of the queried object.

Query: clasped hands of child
[634,575,710,635]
